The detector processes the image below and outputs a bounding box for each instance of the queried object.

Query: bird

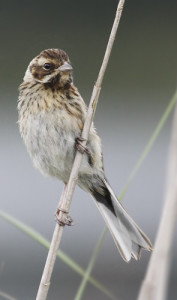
[18,48,152,262]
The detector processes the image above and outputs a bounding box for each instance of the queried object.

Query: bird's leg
[75,137,90,155]
[55,207,74,226]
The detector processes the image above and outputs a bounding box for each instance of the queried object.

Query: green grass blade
[0,290,17,300]
[74,89,177,300]
[74,228,118,300]
[0,210,116,300]
[119,90,177,200]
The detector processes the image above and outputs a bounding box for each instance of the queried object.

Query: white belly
[22,110,78,183]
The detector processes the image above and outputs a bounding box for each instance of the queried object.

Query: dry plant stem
[36,186,66,300]
[138,102,177,300]
[36,1,125,299]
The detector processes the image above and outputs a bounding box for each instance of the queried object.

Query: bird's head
[24,48,73,87]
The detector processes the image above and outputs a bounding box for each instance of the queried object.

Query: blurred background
[0,0,177,299]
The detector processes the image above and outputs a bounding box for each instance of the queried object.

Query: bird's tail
[90,178,152,262]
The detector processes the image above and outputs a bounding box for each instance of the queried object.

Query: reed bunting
[18,48,152,262]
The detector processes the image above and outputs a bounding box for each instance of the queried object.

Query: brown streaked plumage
[18,48,152,262]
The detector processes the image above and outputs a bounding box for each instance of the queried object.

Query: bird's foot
[75,137,90,154]
[55,207,74,226]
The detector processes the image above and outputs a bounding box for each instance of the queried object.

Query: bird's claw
[75,137,90,155]
[55,208,74,226]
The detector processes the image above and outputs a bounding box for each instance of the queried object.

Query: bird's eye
[43,63,51,70]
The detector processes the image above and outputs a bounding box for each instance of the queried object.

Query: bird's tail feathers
[90,179,152,262]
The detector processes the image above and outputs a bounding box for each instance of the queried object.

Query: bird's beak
[59,62,72,72]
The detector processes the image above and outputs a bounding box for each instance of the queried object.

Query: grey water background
[0,0,177,299]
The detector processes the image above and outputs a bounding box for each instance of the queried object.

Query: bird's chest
[20,106,79,180]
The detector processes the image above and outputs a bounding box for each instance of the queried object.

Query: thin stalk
[36,1,126,299]
[138,100,177,300]
[0,210,116,300]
